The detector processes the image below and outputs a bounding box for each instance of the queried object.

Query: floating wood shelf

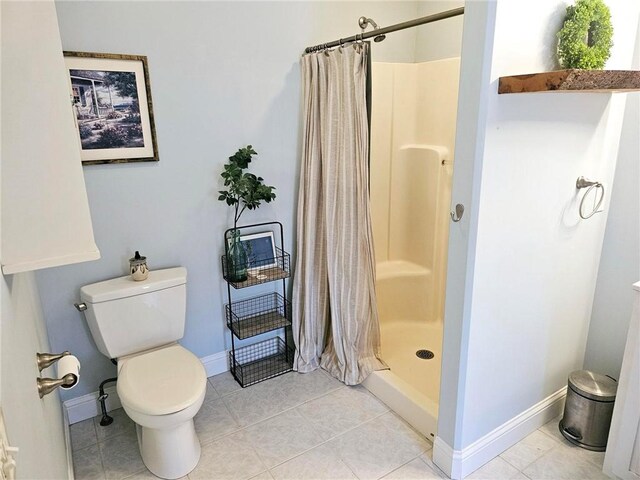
[498,69,640,94]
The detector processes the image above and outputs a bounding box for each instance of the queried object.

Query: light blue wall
[583,95,640,378]
[439,0,639,453]
[583,23,640,379]
[40,1,422,401]
[414,1,464,62]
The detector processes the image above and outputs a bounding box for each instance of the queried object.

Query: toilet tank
[80,267,187,359]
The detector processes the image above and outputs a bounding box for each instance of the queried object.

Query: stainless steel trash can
[559,370,617,451]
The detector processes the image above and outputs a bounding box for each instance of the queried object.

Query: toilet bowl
[117,343,206,479]
[79,267,207,479]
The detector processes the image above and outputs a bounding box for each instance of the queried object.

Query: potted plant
[218,145,276,282]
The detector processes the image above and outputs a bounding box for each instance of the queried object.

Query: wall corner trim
[433,387,567,479]
[63,349,229,425]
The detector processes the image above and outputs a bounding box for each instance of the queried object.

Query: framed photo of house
[229,232,278,272]
[63,52,159,165]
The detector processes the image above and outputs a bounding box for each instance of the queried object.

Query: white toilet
[80,267,206,479]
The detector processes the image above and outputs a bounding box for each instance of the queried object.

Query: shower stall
[363,57,460,439]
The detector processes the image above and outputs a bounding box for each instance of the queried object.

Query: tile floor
[71,370,608,480]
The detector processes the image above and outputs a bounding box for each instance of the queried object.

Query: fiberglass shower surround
[364,57,460,440]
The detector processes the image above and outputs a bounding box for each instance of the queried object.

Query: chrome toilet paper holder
[36,351,79,398]
[36,351,70,372]
[37,374,78,398]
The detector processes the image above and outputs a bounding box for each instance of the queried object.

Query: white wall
[441,0,640,453]
[1,0,99,276]
[584,24,640,379]
[1,1,95,477]
[1,274,69,479]
[42,1,423,402]
[437,0,496,450]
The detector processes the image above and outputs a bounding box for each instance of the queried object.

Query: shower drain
[416,349,435,360]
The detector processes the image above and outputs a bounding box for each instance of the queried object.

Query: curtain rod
[304,6,464,54]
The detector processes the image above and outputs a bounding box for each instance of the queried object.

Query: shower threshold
[363,368,439,440]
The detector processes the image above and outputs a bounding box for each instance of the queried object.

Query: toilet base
[136,419,201,479]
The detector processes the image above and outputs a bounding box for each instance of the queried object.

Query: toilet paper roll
[57,355,81,390]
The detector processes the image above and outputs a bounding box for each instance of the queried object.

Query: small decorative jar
[129,251,149,281]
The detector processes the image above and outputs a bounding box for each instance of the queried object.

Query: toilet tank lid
[81,267,187,304]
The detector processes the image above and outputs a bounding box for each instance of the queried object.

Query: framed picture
[229,232,277,272]
[63,51,159,165]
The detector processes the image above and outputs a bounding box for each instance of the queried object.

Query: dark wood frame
[63,51,159,165]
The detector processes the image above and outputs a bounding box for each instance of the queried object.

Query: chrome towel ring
[576,176,605,220]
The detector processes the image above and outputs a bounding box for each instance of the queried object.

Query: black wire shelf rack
[229,337,294,388]
[221,247,290,289]
[226,292,292,340]
[222,221,293,388]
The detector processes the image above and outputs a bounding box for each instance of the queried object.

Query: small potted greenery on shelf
[218,145,276,282]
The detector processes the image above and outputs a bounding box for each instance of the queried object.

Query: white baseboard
[433,437,456,478]
[64,384,122,425]
[64,350,229,425]
[433,387,566,479]
[63,406,74,479]
[200,350,229,378]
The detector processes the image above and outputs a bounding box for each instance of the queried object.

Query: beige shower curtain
[292,43,385,385]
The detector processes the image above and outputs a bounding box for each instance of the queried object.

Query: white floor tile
[538,416,564,443]
[331,412,430,479]
[194,396,240,445]
[69,373,610,480]
[99,429,145,480]
[538,417,607,468]
[235,408,324,469]
[205,381,220,401]
[249,472,274,480]
[522,444,608,480]
[466,457,520,480]
[73,443,105,480]
[222,379,290,427]
[94,408,136,443]
[188,436,267,480]
[419,449,447,478]
[273,370,343,409]
[209,372,242,397]
[296,385,388,440]
[71,418,98,451]
[383,457,447,479]
[270,444,356,480]
[121,469,187,480]
[500,430,558,470]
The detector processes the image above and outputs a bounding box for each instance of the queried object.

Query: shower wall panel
[371,58,460,323]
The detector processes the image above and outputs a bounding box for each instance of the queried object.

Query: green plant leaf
[217,145,277,223]
[557,0,613,70]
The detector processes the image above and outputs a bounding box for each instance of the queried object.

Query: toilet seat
[117,343,206,416]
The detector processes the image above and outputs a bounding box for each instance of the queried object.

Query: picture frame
[63,51,159,165]
[229,232,277,272]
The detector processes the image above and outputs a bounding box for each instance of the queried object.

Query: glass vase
[227,230,248,282]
